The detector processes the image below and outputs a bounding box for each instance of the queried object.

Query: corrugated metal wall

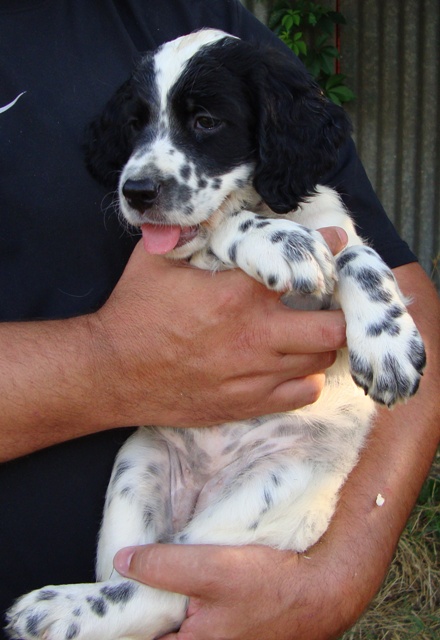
[340,0,440,287]
[241,0,440,287]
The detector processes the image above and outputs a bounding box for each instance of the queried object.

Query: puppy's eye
[127,116,143,132]
[127,103,150,132]
[194,115,222,131]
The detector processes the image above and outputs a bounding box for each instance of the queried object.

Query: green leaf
[321,45,340,58]
[327,85,355,103]
[296,40,307,56]
[282,14,294,32]
[307,58,321,79]
[325,73,348,90]
[326,91,342,106]
[320,54,336,75]
[315,34,329,49]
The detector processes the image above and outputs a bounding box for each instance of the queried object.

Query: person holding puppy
[0,1,438,638]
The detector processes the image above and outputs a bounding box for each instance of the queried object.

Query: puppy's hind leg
[175,454,346,553]
[96,427,174,580]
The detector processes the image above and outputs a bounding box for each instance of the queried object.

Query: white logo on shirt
[0,91,26,114]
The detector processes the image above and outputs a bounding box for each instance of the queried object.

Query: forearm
[0,315,113,461]
[294,262,440,636]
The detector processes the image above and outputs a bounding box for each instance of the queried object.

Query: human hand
[113,543,347,640]
[90,227,347,429]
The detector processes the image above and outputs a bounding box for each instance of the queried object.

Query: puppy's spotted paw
[211,216,337,299]
[337,246,426,406]
[6,581,139,640]
[349,321,425,406]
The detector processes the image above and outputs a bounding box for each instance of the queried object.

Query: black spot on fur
[143,506,155,528]
[261,487,274,514]
[112,460,132,485]
[271,231,288,244]
[349,353,374,384]
[366,318,401,337]
[119,486,133,499]
[25,612,47,637]
[86,596,108,617]
[282,234,314,263]
[36,590,58,601]
[228,242,238,263]
[408,337,427,373]
[336,250,358,270]
[239,219,254,232]
[180,165,191,180]
[66,623,80,639]
[176,183,192,204]
[351,267,393,303]
[177,533,189,543]
[146,463,161,476]
[101,582,136,604]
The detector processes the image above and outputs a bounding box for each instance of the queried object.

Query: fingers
[268,373,326,410]
[267,307,346,355]
[114,544,239,598]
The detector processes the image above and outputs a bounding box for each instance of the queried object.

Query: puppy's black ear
[83,77,143,189]
[252,48,352,213]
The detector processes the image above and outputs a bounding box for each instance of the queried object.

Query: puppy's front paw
[218,217,337,298]
[348,307,426,406]
[336,246,426,406]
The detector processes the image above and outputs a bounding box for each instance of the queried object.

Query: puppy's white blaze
[127,137,188,178]
[154,29,234,112]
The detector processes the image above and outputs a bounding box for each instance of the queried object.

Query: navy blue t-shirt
[0,0,416,625]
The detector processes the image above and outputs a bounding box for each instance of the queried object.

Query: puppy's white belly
[162,420,304,532]
[154,360,374,533]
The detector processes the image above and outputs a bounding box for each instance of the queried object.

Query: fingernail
[336,228,348,246]
[113,547,136,576]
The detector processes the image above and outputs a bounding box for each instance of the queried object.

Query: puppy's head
[85,29,351,256]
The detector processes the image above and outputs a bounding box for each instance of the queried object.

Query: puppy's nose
[122,178,161,211]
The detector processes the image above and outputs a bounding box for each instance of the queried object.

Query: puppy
[7,29,426,640]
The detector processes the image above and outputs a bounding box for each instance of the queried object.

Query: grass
[342,453,440,639]
[431,253,440,290]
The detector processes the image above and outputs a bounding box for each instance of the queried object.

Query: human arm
[113,261,440,640]
[0,230,347,463]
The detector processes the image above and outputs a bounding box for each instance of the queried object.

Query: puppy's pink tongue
[141,223,181,255]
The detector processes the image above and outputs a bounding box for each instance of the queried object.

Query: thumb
[113,543,237,598]
[317,226,348,255]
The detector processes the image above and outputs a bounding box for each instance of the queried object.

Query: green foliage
[268,1,355,105]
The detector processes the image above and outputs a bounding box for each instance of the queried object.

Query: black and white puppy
[7,29,426,640]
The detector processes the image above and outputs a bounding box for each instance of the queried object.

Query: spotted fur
[6,29,425,640]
